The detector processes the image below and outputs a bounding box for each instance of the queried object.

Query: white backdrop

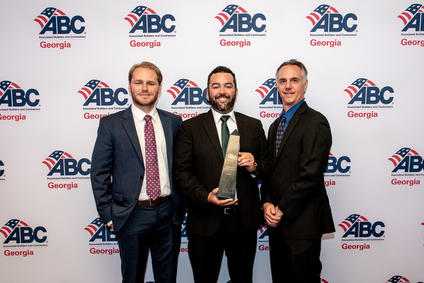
[1,1,423,282]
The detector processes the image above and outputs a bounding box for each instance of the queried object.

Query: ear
[304,80,308,92]
[206,88,210,101]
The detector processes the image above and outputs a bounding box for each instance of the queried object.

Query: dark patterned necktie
[275,114,286,156]
[221,115,230,157]
[144,115,161,200]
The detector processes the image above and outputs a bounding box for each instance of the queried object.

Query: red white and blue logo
[324,152,351,188]
[257,224,269,252]
[180,214,188,253]
[34,7,85,49]
[386,275,410,283]
[85,218,118,256]
[344,78,394,119]
[0,80,40,122]
[399,4,424,32]
[42,150,90,190]
[399,4,424,47]
[215,4,266,48]
[78,79,129,120]
[1,219,48,257]
[339,214,385,251]
[166,78,208,120]
[255,78,281,120]
[389,147,422,187]
[0,159,4,180]
[307,5,358,47]
[85,218,117,243]
[125,6,176,48]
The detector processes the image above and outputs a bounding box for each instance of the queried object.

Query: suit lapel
[121,107,143,164]
[157,109,173,173]
[202,110,224,162]
[275,102,309,162]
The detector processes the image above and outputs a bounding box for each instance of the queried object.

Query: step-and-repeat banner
[1,1,423,282]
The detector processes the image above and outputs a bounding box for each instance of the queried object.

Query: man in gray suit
[90,61,183,283]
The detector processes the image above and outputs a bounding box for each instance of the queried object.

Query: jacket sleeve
[173,122,210,205]
[278,115,332,221]
[90,118,114,224]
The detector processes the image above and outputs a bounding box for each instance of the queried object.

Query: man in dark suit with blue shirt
[90,61,183,283]
[262,59,335,283]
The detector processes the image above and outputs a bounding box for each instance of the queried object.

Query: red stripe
[84,227,95,237]
[124,17,135,27]
[146,8,156,14]
[78,91,88,100]
[63,153,73,158]
[237,6,247,13]
[0,230,9,238]
[34,18,44,28]
[11,82,20,88]
[329,7,339,13]
[166,90,176,99]
[410,149,419,155]
[398,15,408,25]
[99,82,109,88]
[56,9,65,16]
[255,89,265,99]
[19,221,28,226]
[170,86,180,94]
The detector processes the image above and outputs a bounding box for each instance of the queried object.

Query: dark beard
[209,94,236,113]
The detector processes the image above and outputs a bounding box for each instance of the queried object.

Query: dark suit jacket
[261,102,335,239]
[90,107,183,232]
[173,110,268,237]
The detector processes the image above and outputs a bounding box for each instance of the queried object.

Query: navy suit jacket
[261,102,335,239]
[90,106,183,232]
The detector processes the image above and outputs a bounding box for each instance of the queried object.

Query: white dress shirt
[211,108,237,145]
[131,105,171,200]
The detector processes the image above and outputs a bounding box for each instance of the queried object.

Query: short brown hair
[128,61,163,84]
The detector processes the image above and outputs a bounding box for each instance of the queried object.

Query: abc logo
[349,86,394,105]
[402,12,424,32]
[48,158,91,176]
[89,226,116,242]
[0,88,39,107]
[260,88,281,105]
[311,13,357,32]
[40,15,85,34]
[84,88,128,106]
[326,155,351,173]
[130,14,175,33]
[220,13,266,32]
[172,88,209,106]
[393,156,424,173]
[4,226,47,244]
[343,221,385,238]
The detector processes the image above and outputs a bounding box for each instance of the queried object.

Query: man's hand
[105,223,114,232]
[263,202,283,227]
[238,152,256,173]
[207,188,238,206]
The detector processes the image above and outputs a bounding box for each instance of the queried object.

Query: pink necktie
[144,115,161,200]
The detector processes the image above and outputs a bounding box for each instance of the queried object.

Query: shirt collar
[131,105,159,123]
[211,108,235,124]
[280,99,305,124]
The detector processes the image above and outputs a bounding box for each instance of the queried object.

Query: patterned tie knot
[280,113,286,125]
[144,115,152,122]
